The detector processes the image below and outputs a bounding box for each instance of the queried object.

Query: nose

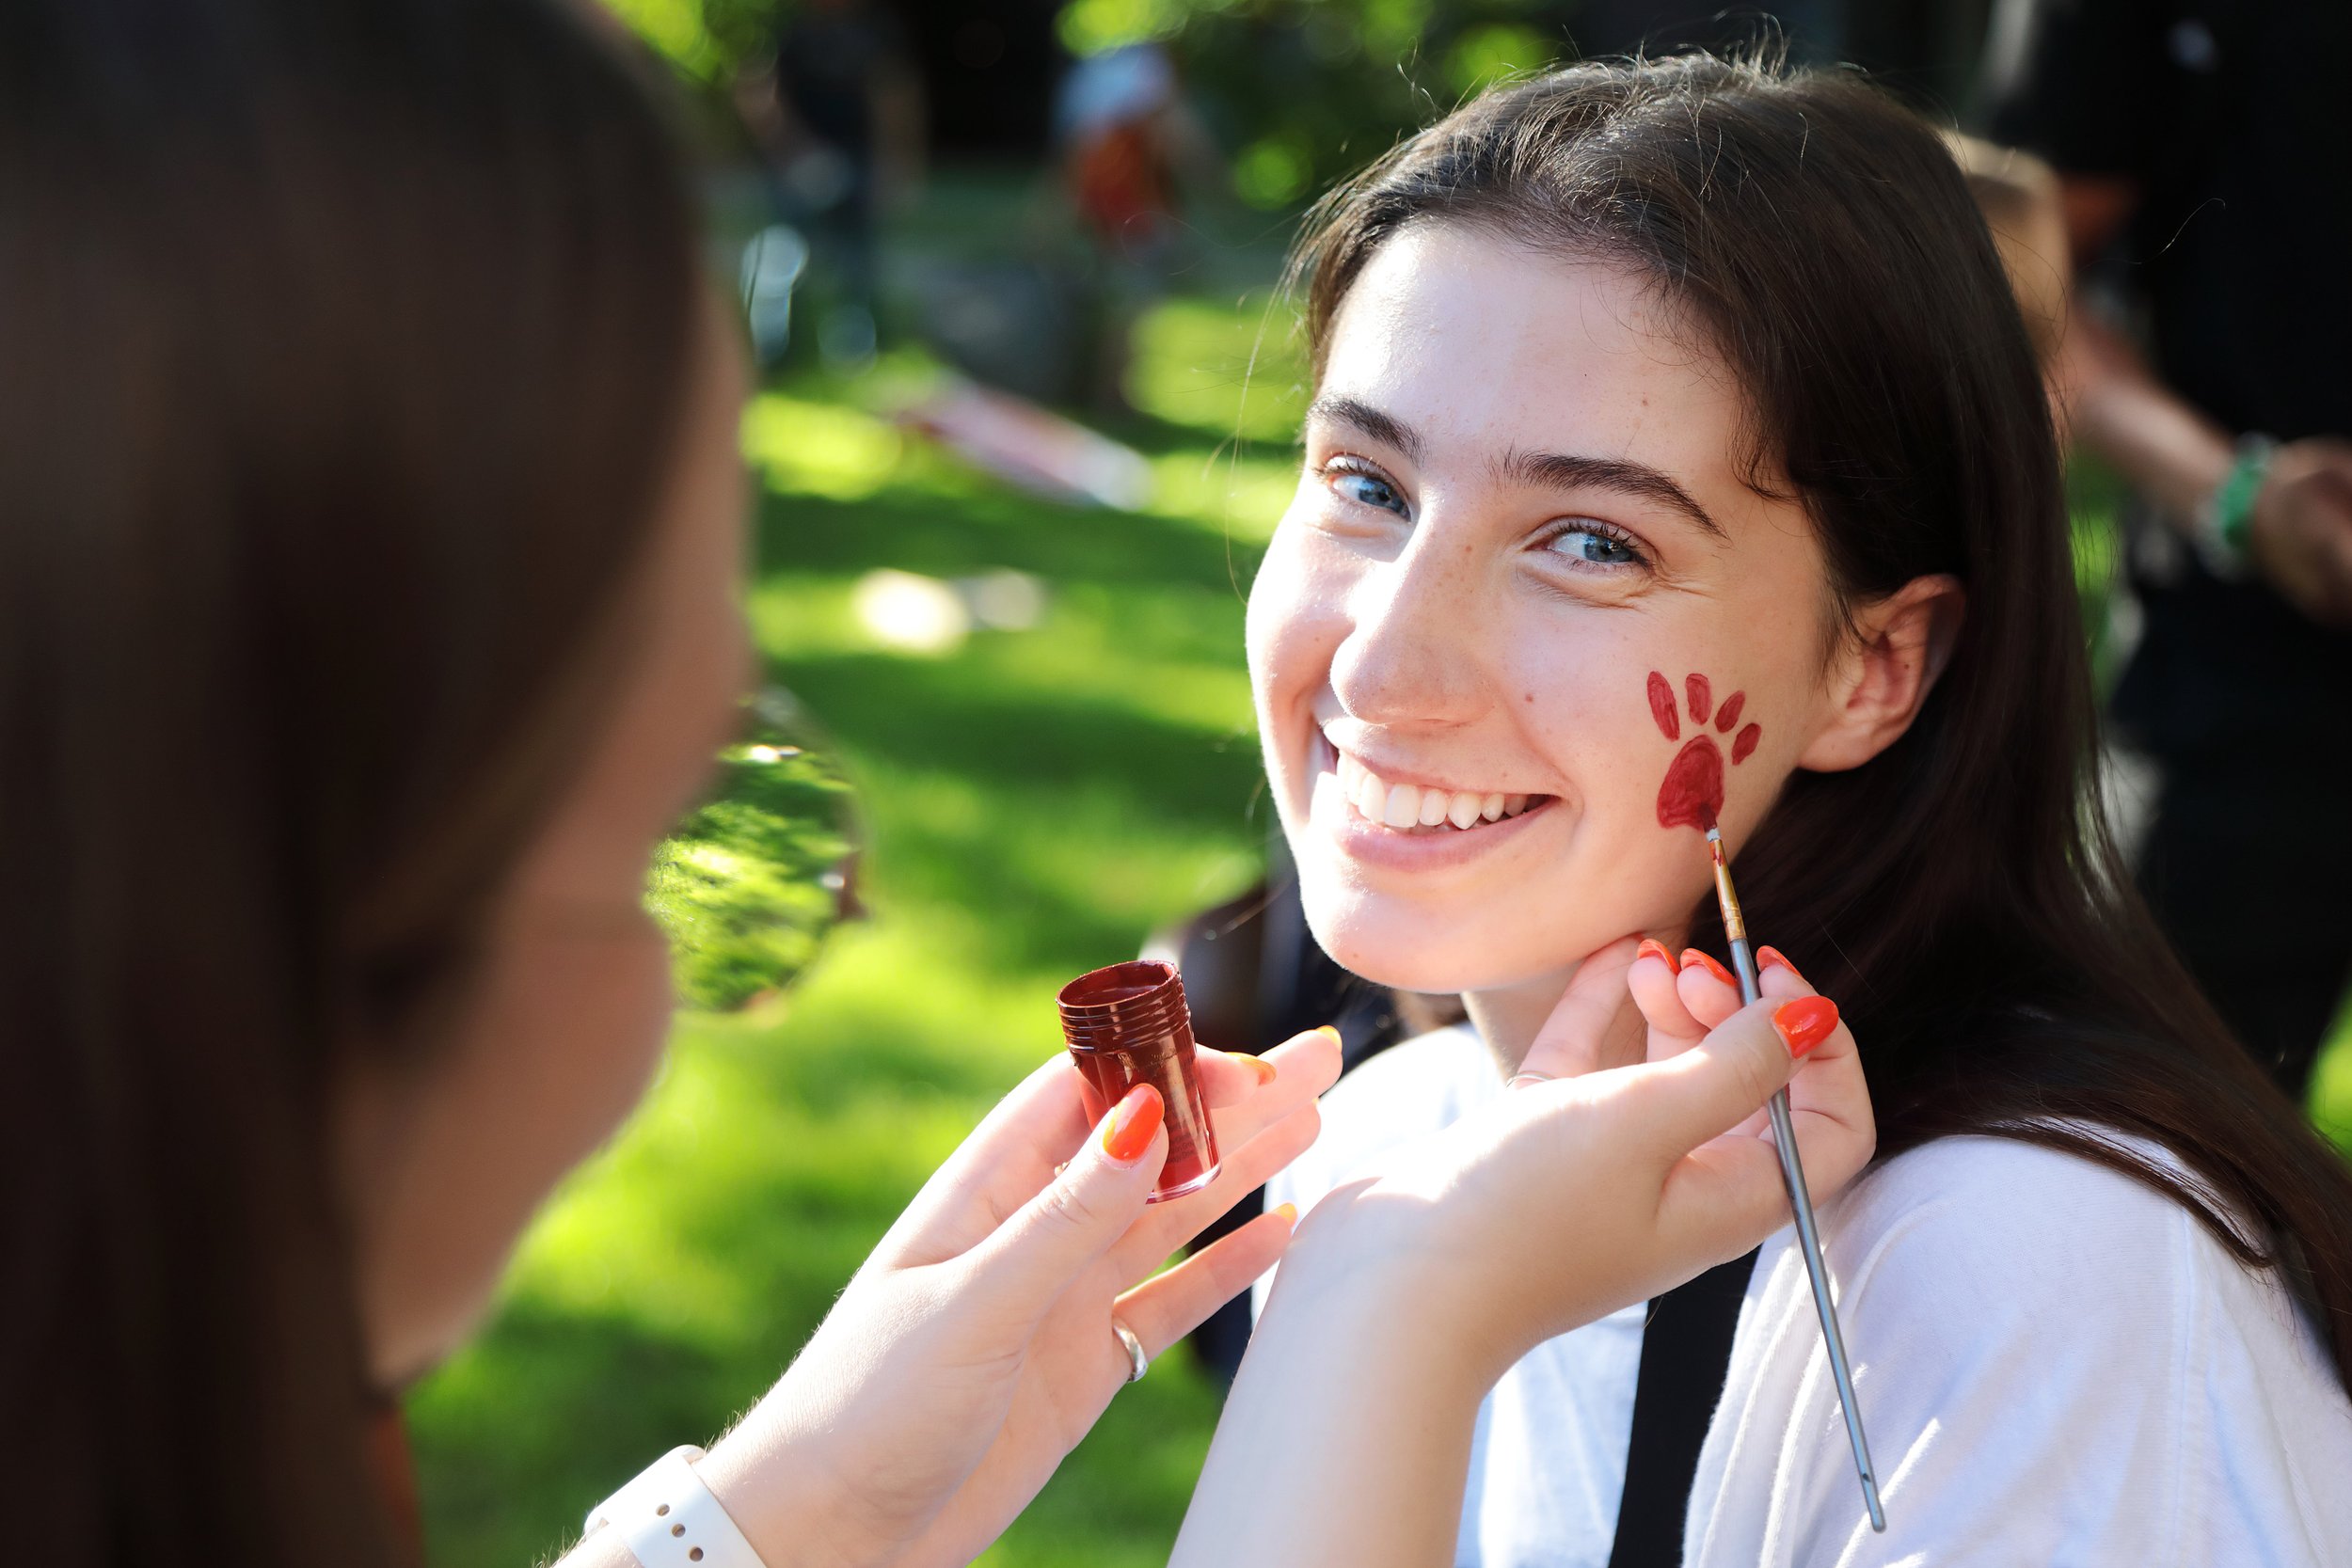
[1329,527,1493,731]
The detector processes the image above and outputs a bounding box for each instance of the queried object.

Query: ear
[1795,574,1966,772]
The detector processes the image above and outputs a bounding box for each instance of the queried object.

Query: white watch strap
[584,1445,767,1568]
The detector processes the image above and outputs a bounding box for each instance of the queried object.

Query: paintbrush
[1706,824,1885,1533]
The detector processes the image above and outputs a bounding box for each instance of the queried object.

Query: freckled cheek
[1533,705,1661,827]
[1497,627,1656,802]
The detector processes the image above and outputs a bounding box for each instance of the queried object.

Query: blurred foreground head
[0,1,729,1560]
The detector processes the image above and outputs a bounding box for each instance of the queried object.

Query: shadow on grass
[774,655,1260,824]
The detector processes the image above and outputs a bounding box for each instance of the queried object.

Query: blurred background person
[735,0,926,370]
[1987,0,2352,1101]
[1053,41,1226,409]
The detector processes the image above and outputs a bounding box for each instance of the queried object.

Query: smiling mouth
[1325,739,1555,833]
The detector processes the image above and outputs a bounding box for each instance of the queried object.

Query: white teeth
[1325,736,1541,832]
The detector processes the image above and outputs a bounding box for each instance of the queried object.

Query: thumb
[962,1084,1166,1316]
[1622,994,1836,1162]
[1514,936,1644,1083]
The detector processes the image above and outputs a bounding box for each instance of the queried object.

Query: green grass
[407,290,1308,1568]
[407,283,2352,1568]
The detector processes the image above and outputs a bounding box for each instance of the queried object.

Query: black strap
[1605,1248,1759,1568]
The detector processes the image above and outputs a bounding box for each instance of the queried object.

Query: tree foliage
[607,0,1572,211]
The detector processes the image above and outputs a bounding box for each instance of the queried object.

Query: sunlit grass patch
[1121,291,1307,447]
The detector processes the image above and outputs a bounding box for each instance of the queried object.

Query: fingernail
[1273,1202,1297,1224]
[1772,996,1839,1058]
[1636,938,1675,968]
[1757,944,1807,985]
[1313,1023,1343,1047]
[1102,1084,1165,1163]
[1679,947,1736,987]
[1225,1049,1278,1085]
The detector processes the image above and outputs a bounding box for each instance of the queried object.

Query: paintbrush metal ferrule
[1700,826,1884,1533]
[1705,826,1747,944]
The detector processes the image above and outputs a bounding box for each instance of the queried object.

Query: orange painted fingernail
[1273,1202,1297,1224]
[1313,1024,1343,1047]
[1772,996,1839,1058]
[1102,1083,1165,1163]
[1757,944,1807,986]
[1225,1049,1279,1085]
[1679,947,1736,987]
[1636,938,1675,968]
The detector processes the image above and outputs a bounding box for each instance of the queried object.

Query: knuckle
[1038,1179,1101,1233]
[1727,1042,1778,1112]
[1034,1168,1120,1238]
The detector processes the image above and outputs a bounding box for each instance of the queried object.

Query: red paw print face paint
[1648,671,1761,832]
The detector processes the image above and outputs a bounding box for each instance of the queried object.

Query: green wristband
[2208,435,2277,560]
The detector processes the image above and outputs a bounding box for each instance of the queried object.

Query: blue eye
[1547,526,1643,567]
[1327,464,1408,516]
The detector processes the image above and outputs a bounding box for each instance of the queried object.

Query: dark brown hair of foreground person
[0,0,699,1561]
[1296,52,2352,1391]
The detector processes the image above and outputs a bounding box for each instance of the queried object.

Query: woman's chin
[1306,907,1555,998]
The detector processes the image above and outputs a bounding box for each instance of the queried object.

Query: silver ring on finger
[1111,1317,1149,1385]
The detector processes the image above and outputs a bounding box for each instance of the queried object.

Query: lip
[1307,730,1558,872]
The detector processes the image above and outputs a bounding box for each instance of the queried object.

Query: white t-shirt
[1256,1024,1648,1567]
[1255,1025,2352,1567]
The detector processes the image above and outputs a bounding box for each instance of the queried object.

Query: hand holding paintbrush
[1186,940,1877,1568]
[1597,834,1886,1532]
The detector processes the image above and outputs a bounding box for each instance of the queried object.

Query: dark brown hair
[1292,54,2352,1386]
[0,1,702,1561]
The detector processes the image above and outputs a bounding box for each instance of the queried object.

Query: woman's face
[1249,226,1850,996]
[339,310,754,1386]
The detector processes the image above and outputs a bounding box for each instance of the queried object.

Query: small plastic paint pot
[1057,958,1221,1202]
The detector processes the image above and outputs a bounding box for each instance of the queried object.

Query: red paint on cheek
[1645,671,1762,832]
[1657,736,1724,831]
[1646,671,1679,740]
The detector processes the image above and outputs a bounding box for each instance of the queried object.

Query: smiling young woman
[1181,52,2352,1567]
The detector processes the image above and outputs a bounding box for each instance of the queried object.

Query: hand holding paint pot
[692,1022,1340,1568]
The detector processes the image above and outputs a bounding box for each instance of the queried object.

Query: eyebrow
[1305,393,1726,542]
[1305,394,1423,464]
[1492,447,1727,542]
